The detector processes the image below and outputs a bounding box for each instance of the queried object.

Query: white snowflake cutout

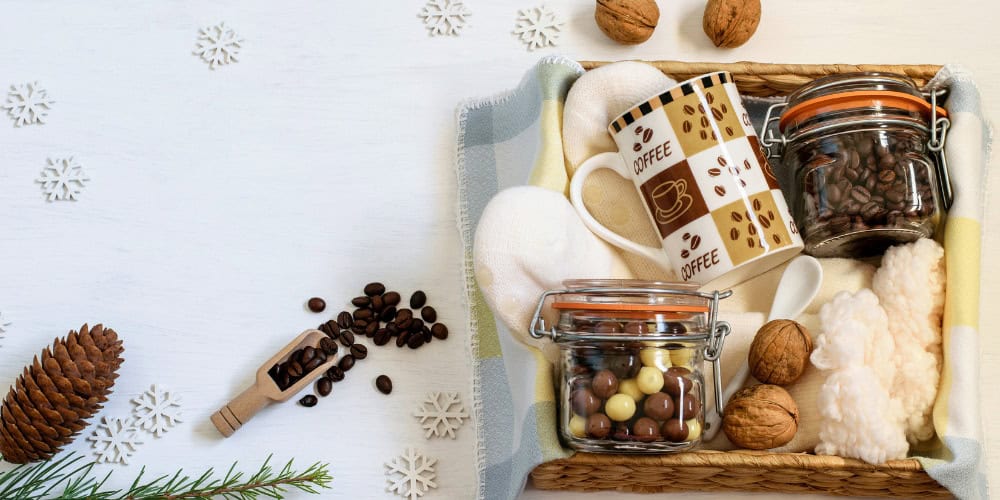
[0,311,9,338]
[131,384,183,437]
[194,22,243,69]
[87,416,142,465]
[513,5,564,51]
[37,157,90,202]
[3,82,53,127]
[419,0,471,37]
[385,448,437,500]
[414,391,468,439]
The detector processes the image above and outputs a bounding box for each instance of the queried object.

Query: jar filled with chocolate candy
[530,280,731,453]
[762,73,952,257]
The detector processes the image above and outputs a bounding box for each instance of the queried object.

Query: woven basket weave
[530,61,951,499]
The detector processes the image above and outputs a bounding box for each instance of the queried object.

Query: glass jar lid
[552,279,709,314]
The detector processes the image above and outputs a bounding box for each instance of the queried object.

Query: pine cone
[0,324,124,464]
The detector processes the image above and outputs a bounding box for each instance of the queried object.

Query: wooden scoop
[211,329,337,437]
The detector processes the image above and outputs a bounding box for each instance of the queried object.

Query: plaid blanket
[456,57,990,500]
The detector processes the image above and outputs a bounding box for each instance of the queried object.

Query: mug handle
[569,152,673,271]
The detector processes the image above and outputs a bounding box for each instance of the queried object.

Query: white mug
[570,72,803,288]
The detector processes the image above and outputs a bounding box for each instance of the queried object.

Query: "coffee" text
[680,248,720,281]
[633,140,673,175]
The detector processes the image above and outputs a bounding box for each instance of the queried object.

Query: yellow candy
[605,394,636,422]
[640,347,672,371]
[670,347,695,366]
[685,418,702,441]
[618,378,644,401]
[569,414,587,437]
[637,366,665,394]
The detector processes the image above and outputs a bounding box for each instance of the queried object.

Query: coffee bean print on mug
[710,191,793,266]
[662,76,746,158]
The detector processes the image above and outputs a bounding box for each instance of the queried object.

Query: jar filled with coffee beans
[763,73,951,257]
[530,280,731,453]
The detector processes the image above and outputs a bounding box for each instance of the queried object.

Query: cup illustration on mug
[650,179,693,225]
[568,71,803,288]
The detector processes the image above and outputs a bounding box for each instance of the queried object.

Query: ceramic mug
[569,72,803,288]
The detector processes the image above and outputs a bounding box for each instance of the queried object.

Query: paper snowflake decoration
[87,417,142,465]
[37,157,90,202]
[513,5,563,51]
[419,0,471,36]
[414,391,468,439]
[385,448,437,500]
[3,82,53,127]
[194,22,243,69]
[132,384,183,437]
[0,311,9,337]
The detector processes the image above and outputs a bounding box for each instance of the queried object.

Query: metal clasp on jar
[529,287,733,414]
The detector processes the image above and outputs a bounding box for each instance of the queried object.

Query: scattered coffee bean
[396,308,413,323]
[396,330,411,347]
[299,395,318,407]
[374,329,391,346]
[383,291,401,306]
[351,323,365,335]
[364,282,386,297]
[326,366,345,382]
[421,326,432,343]
[431,323,449,340]
[319,337,338,356]
[371,295,384,312]
[364,321,378,337]
[340,330,355,347]
[407,333,425,349]
[319,321,338,338]
[376,375,393,394]
[354,308,373,321]
[307,297,326,313]
[351,344,368,360]
[337,311,353,329]
[410,291,427,309]
[380,306,397,322]
[339,354,356,371]
[421,306,437,323]
[409,318,424,333]
[352,296,371,307]
[316,377,333,397]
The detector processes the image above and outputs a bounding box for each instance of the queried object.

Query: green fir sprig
[0,453,331,499]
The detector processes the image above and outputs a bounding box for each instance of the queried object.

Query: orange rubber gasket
[779,90,948,132]
[552,302,709,313]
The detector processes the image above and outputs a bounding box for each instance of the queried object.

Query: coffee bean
[352,296,370,307]
[634,126,644,134]
[753,198,762,211]
[303,357,323,373]
[431,323,449,340]
[380,306,397,322]
[340,330,355,347]
[299,395,318,407]
[319,321,338,339]
[747,237,756,248]
[768,210,775,221]
[743,159,752,171]
[396,330,410,347]
[354,308,373,321]
[632,143,642,152]
[326,366,345,382]
[714,185,725,197]
[849,185,871,203]
[319,337,338,356]
[351,324,364,335]
[364,282,386,296]
[878,169,896,183]
[711,107,723,121]
[407,333,425,349]
[365,321,379,337]
[642,129,653,143]
[758,214,771,228]
[729,227,739,240]
[421,306,437,323]
[410,291,427,309]
[717,156,727,167]
[287,361,304,378]
[730,211,743,222]
[396,308,413,322]
[680,249,690,259]
[410,318,425,332]
[700,130,708,140]
[383,291,401,306]
[726,126,734,136]
[339,354,356,371]
[690,235,701,249]
[317,377,332,397]
[422,326,432,342]
[387,322,400,335]
[398,317,414,331]
[371,295,384,312]
[337,311,353,329]
[706,92,715,104]
[301,346,316,364]
[683,104,695,115]
[698,103,706,114]
[748,222,757,235]
[773,234,782,244]
[351,344,368,360]
[307,297,326,313]
[700,116,709,128]
[708,167,721,177]
[374,329,391,346]
[682,121,692,133]
[375,375,393,394]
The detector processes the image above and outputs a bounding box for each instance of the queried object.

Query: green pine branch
[0,453,331,499]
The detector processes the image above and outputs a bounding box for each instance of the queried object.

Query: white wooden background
[0,1,995,499]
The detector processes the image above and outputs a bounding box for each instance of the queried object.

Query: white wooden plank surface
[0,1,995,499]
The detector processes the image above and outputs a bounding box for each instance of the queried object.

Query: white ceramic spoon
[703,255,823,441]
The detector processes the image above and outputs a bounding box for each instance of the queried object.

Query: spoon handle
[704,361,749,440]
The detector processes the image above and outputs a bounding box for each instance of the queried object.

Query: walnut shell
[703,0,761,48]
[749,319,812,385]
[595,0,660,45]
[722,384,798,449]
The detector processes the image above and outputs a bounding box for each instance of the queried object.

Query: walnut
[722,384,798,449]
[595,0,660,45]
[702,0,761,48]
[749,319,812,385]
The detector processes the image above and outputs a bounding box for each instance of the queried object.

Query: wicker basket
[529,61,952,499]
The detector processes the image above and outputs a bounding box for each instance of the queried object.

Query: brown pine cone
[0,324,124,464]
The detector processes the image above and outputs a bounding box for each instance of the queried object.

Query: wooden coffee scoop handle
[211,386,270,437]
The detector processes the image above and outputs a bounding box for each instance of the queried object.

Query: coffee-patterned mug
[570,72,803,288]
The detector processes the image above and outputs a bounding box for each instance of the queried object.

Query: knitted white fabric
[811,290,908,464]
